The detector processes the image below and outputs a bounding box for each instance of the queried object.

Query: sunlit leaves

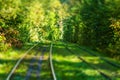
[0,0,119,59]
[111,19,120,30]
[26,1,44,27]
[109,19,120,56]
[0,0,21,20]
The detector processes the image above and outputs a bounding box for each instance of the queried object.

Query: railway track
[6,43,38,80]
[25,47,46,80]
[6,43,56,80]
[6,42,119,80]
[63,42,120,79]
[50,42,120,79]
[76,45,120,68]
[75,45,120,79]
[64,44,112,80]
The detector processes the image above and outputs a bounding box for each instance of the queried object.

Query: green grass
[65,42,120,80]
[52,43,105,80]
[0,47,28,80]
[10,44,52,80]
[0,43,39,80]
[0,42,120,80]
[11,49,36,80]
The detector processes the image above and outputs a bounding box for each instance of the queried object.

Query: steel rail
[6,43,38,80]
[49,43,57,80]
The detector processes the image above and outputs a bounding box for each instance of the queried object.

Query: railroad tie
[25,55,38,80]
[25,47,46,80]
[37,47,46,79]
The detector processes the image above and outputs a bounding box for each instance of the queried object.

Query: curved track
[6,43,57,80]
[64,44,112,80]
[49,43,57,80]
[6,43,38,80]
[76,45,120,68]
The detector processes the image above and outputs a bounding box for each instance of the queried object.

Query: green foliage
[79,0,120,58]
[0,0,68,49]
[80,0,114,48]
[0,0,120,58]
[108,19,120,59]
[62,0,120,58]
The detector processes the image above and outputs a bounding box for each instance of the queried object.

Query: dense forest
[0,0,120,59]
